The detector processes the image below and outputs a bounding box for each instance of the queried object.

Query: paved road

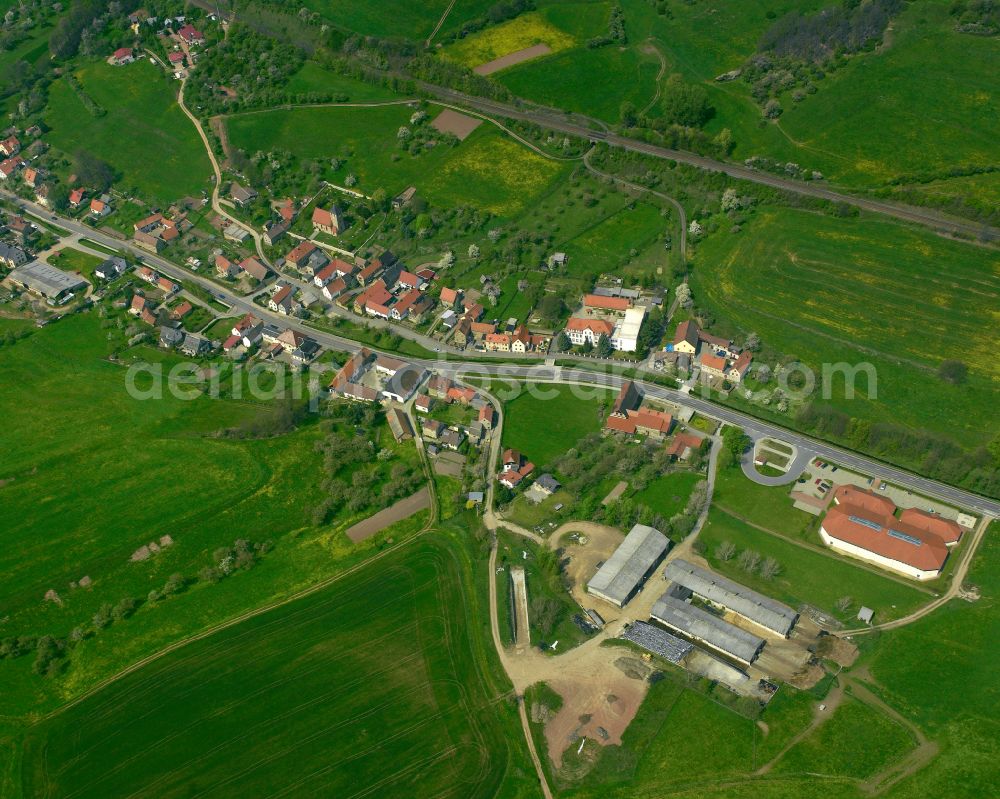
[419,85,1000,242]
[8,196,1000,519]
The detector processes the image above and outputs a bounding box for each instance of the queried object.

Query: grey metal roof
[382,364,428,401]
[9,261,87,298]
[587,524,669,607]
[622,620,692,664]
[664,559,798,636]
[651,593,764,664]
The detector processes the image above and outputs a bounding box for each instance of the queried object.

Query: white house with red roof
[90,198,112,218]
[111,46,134,65]
[177,24,204,44]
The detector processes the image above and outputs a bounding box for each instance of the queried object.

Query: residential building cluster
[663,320,753,383]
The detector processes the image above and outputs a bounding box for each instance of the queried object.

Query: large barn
[651,593,765,666]
[663,559,799,637]
[587,524,670,608]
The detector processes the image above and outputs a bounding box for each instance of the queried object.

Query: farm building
[819,500,958,581]
[8,261,87,301]
[651,593,765,666]
[663,559,798,637]
[587,524,670,608]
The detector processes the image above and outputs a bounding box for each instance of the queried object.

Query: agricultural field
[225,106,569,218]
[16,533,536,799]
[697,504,929,623]
[0,315,422,717]
[441,10,577,69]
[44,60,211,203]
[499,382,612,467]
[689,208,1000,448]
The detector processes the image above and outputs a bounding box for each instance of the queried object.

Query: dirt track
[344,486,431,542]
[474,43,552,75]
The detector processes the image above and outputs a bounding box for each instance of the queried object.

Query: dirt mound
[613,657,651,681]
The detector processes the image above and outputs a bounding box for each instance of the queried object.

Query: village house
[177,24,205,44]
[262,219,288,246]
[498,448,535,489]
[94,256,128,281]
[478,403,495,429]
[157,276,179,296]
[727,351,754,383]
[240,257,270,282]
[414,394,432,414]
[0,136,20,157]
[285,241,319,272]
[0,242,29,268]
[321,277,347,301]
[439,287,461,309]
[0,156,25,180]
[230,183,257,207]
[21,167,41,188]
[666,432,704,461]
[215,254,240,278]
[111,46,134,65]
[89,198,111,218]
[268,284,297,315]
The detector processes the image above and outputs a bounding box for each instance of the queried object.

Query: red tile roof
[700,353,727,371]
[666,432,703,457]
[729,351,753,377]
[440,287,459,304]
[822,504,950,572]
[286,241,316,264]
[832,485,896,517]
[566,317,614,336]
[584,294,630,311]
[898,508,962,545]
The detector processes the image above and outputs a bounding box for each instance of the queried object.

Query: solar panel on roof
[888,529,922,546]
[849,515,883,532]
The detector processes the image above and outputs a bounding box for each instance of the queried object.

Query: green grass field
[299,0,450,39]
[500,382,612,466]
[46,248,103,283]
[697,502,928,622]
[773,695,915,780]
[607,0,998,198]
[0,314,422,717]
[17,533,534,798]
[557,200,669,281]
[631,471,702,518]
[226,107,569,217]
[284,61,401,101]
[689,208,1000,448]
[44,60,210,203]
[493,2,660,121]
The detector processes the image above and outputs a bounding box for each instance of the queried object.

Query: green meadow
[284,61,401,101]
[226,106,569,217]
[627,0,996,193]
[499,382,613,466]
[631,471,702,518]
[299,0,451,39]
[44,60,210,202]
[697,504,928,622]
[689,208,1000,448]
[0,315,422,717]
[16,533,537,798]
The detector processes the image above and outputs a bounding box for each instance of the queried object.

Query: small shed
[857,606,874,625]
